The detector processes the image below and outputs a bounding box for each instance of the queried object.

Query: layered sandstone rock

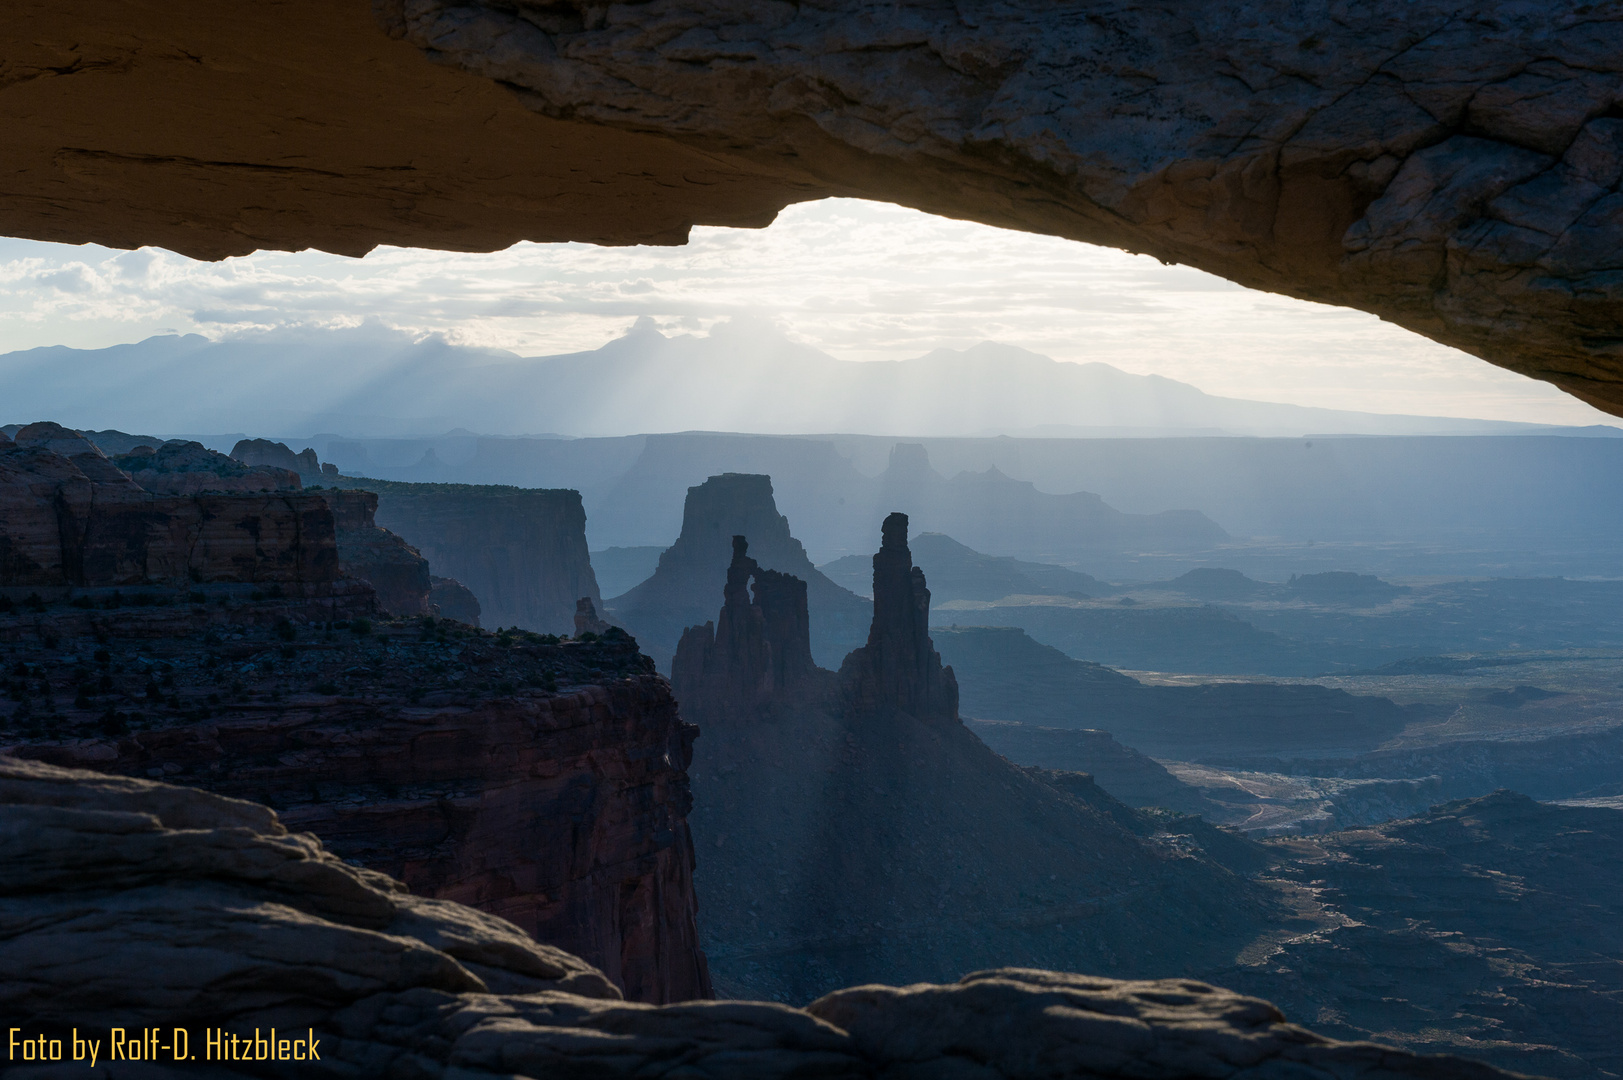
[838,513,959,724]
[340,479,600,635]
[0,435,347,593]
[0,755,1528,1080]
[327,488,432,617]
[610,473,870,670]
[2,613,708,1004]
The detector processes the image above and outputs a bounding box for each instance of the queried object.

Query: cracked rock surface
[0,754,1526,1079]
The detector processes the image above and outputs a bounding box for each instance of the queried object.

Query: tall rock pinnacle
[838,513,959,723]
[672,536,821,719]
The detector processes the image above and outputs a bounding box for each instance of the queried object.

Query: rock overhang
[9,0,1623,414]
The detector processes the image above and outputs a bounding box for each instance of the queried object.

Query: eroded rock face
[0,755,1528,1080]
[381,1,1623,414]
[611,473,870,670]
[111,440,302,494]
[2,614,709,1005]
[0,436,347,593]
[672,535,826,719]
[327,488,433,617]
[231,438,323,484]
[342,479,601,635]
[429,575,482,626]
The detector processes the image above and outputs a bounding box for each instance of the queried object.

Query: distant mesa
[821,530,1101,602]
[1286,571,1409,605]
[608,473,870,670]
[1171,567,1270,601]
[871,443,1227,560]
[230,436,330,484]
[932,625,1408,760]
[336,478,602,636]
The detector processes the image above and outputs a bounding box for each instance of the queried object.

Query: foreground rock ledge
[1,756,1525,1079]
[12,3,1623,412]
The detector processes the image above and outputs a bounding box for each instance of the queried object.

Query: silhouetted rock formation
[935,626,1409,760]
[2,614,708,1004]
[429,575,481,626]
[230,436,323,483]
[822,531,1101,602]
[680,518,1263,1004]
[609,473,870,670]
[328,488,432,617]
[838,513,959,723]
[111,439,301,494]
[2,756,1528,1080]
[340,479,600,636]
[574,596,611,636]
[672,536,828,720]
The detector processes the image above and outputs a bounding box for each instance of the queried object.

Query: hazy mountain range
[3,319,1613,440]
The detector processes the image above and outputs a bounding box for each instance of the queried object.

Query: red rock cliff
[3,614,710,1004]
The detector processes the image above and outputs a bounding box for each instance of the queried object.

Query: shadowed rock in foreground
[0,755,1525,1080]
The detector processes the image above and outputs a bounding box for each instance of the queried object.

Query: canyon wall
[342,479,600,635]
[327,488,433,617]
[2,607,709,1004]
[1,424,346,594]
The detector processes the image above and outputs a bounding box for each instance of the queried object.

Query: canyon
[0,423,706,1003]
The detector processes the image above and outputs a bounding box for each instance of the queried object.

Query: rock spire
[671,536,820,719]
[838,512,959,723]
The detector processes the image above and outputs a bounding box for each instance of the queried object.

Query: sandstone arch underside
[9,2,1623,413]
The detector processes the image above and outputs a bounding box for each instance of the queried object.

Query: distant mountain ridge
[2,320,1613,439]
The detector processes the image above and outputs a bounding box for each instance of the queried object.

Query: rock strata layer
[0,755,1527,1080]
[1,430,348,595]
[341,479,601,635]
[1,612,709,1005]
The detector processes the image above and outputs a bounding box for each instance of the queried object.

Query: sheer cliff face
[327,488,433,618]
[838,513,959,724]
[2,614,709,1005]
[611,473,870,670]
[0,431,345,592]
[344,480,600,636]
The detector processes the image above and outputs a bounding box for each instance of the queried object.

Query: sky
[0,197,1612,427]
